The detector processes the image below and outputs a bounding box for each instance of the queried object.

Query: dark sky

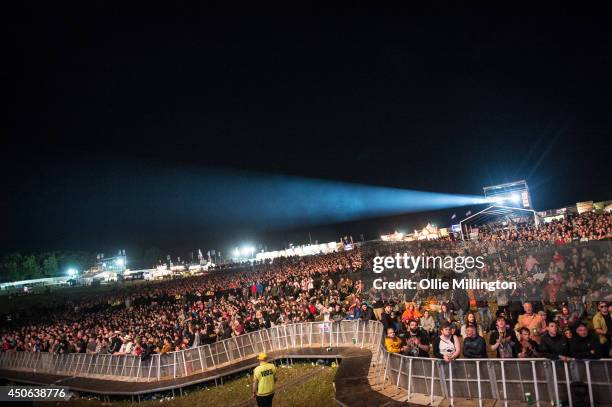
[3,5,611,258]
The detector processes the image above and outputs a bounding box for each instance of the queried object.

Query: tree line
[0,247,170,283]
[0,251,97,283]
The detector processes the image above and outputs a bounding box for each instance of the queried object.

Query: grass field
[35,363,337,407]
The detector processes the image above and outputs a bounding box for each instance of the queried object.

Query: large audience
[1,212,611,364]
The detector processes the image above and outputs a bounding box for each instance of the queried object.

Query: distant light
[233,248,240,257]
[510,193,521,203]
[241,246,255,256]
[115,258,124,266]
[67,268,78,276]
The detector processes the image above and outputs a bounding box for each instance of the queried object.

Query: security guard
[252,352,277,407]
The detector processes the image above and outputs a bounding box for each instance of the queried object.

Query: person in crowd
[401,302,422,323]
[403,319,430,357]
[570,323,603,359]
[115,335,134,355]
[555,305,576,332]
[450,289,470,323]
[476,293,492,334]
[489,316,519,358]
[160,337,173,354]
[109,331,122,354]
[380,304,397,332]
[517,327,540,358]
[538,321,571,361]
[592,301,610,357]
[460,312,483,338]
[419,310,436,339]
[437,303,454,328]
[384,327,407,354]
[462,324,487,358]
[515,302,547,344]
[433,322,461,362]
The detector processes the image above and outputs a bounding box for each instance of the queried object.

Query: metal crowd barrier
[0,320,383,382]
[1,320,610,406]
[377,344,612,407]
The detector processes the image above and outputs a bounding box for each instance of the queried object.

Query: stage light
[67,268,77,276]
[115,258,124,266]
[510,193,520,203]
[120,168,491,230]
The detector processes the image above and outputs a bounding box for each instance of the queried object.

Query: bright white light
[115,258,125,266]
[67,268,77,276]
[241,246,255,256]
[510,193,520,203]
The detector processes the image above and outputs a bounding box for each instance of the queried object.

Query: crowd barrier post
[257,330,265,352]
[585,361,594,407]
[430,359,435,405]
[407,357,413,399]
[449,360,453,405]
[530,360,540,407]
[563,360,573,407]
[197,346,204,371]
[396,357,403,388]
[222,341,230,363]
[181,351,188,377]
[156,353,161,380]
[476,361,483,407]
[172,352,177,378]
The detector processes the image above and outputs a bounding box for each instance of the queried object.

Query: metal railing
[1,320,611,406]
[0,320,383,382]
[375,342,612,407]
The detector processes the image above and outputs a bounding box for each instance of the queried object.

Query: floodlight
[67,268,77,276]
[115,258,125,266]
[241,246,255,256]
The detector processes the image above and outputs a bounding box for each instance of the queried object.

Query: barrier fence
[375,342,612,406]
[1,320,610,406]
[0,320,383,382]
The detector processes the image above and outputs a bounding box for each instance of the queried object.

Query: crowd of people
[1,212,610,366]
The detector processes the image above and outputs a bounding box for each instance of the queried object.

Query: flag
[451,213,456,220]
[465,210,472,216]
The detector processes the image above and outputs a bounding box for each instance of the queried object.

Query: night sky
[3,5,611,259]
